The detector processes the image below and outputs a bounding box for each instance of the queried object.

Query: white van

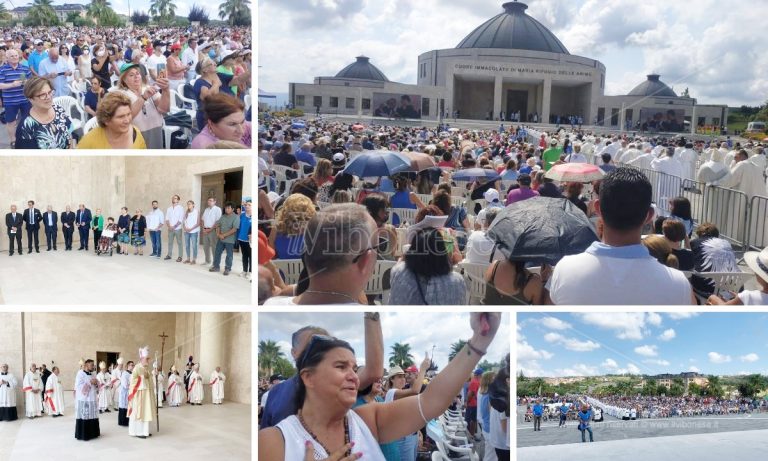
[746,121,766,133]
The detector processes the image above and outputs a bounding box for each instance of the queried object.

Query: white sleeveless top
[275,410,385,461]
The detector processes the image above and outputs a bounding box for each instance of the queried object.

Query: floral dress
[15,105,72,149]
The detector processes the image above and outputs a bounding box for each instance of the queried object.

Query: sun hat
[387,366,405,379]
[744,247,768,283]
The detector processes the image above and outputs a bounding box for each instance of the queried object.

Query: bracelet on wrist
[466,339,487,357]
[364,312,380,322]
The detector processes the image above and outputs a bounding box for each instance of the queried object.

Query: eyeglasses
[351,240,385,263]
[35,90,53,100]
[296,334,335,371]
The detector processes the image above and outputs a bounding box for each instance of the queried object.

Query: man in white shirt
[564,144,588,163]
[181,38,199,83]
[164,194,184,262]
[200,197,223,266]
[549,167,694,305]
[146,200,164,258]
[464,207,503,264]
[145,40,167,83]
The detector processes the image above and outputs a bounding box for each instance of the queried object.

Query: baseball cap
[35,40,43,46]
[332,152,346,163]
[473,368,484,375]
[170,43,181,51]
[483,188,499,203]
[119,62,140,75]
[405,365,418,373]
[550,139,558,145]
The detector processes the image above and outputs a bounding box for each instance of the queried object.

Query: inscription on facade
[453,63,592,77]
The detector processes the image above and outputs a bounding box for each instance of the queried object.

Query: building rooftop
[334,56,389,82]
[627,74,678,98]
[456,1,570,54]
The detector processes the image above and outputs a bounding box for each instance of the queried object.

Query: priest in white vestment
[187,364,204,405]
[650,148,684,203]
[154,365,165,408]
[714,150,766,199]
[627,147,655,170]
[23,363,43,418]
[96,361,112,413]
[128,347,157,438]
[44,366,64,417]
[167,367,183,407]
[0,363,19,421]
[210,367,226,405]
[118,360,133,426]
[111,359,124,411]
[75,359,100,440]
[678,143,698,182]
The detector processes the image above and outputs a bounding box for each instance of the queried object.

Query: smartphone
[156,63,166,73]
[57,71,65,76]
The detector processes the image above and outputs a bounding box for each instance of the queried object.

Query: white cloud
[740,353,759,363]
[634,345,659,357]
[541,316,572,331]
[518,340,554,362]
[557,363,599,377]
[544,332,601,352]
[689,366,701,373]
[658,329,676,341]
[667,313,699,320]
[601,358,618,370]
[576,313,659,340]
[615,363,641,375]
[646,313,663,327]
[643,359,671,366]
[708,352,732,364]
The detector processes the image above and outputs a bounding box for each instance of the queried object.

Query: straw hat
[745,247,768,283]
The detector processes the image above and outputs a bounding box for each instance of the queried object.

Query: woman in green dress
[91,208,105,253]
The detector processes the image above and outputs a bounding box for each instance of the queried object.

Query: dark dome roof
[334,56,389,82]
[628,74,678,97]
[456,1,569,54]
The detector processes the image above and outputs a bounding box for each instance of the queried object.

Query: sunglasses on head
[296,334,337,371]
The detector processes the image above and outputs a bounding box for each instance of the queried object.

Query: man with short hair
[61,205,75,250]
[76,204,92,251]
[22,200,42,254]
[263,203,378,305]
[164,195,184,262]
[28,40,48,76]
[43,205,58,251]
[146,200,164,258]
[200,197,222,265]
[0,363,19,421]
[44,366,64,417]
[210,367,226,405]
[549,167,694,304]
[532,399,543,431]
[714,149,766,199]
[5,204,22,256]
[260,313,384,429]
[465,369,482,440]
[38,47,72,97]
[599,153,617,173]
[0,49,33,147]
[564,144,588,163]
[23,363,43,418]
[181,38,198,82]
[542,139,563,170]
[464,207,503,264]
[118,360,134,427]
[506,174,539,205]
[209,202,240,276]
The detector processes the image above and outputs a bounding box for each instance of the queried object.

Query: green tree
[188,4,210,25]
[388,342,414,369]
[688,382,703,396]
[272,356,296,379]
[705,376,725,399]
[26,0,59,26]
[448,340,467,361]
[737,374,768,398]
[131,10,151,25]
[218,0,250,26]
[87,0,115,25]
[642,379,658,396]
[0,4,9,20]
[258,339,284,377]
[150,0,177,25]
[669,382,685,397]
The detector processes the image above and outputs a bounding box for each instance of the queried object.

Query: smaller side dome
[627,74,678,98]
[334,56,389,82]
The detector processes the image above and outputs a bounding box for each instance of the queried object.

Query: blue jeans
[185,232,199,260]
[398,433,418,461]
[580,426,593,442]
[150,230,162,256]
[212,240,234,270]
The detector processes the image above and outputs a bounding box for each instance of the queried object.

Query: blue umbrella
[291,120,306,129]
[343,150,411,178]
[452,168,501,181]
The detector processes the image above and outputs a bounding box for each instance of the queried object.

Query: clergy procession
[0,354,227,441]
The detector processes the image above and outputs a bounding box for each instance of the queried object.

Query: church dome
[627,74,678,97]
[334,56,389,82]
[456,1,570,54]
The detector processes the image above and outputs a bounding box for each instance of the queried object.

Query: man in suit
[43,205,58,251]
[75,204,92,251]
[5,204,23,256]
[61,205,76,251]
[22,200,42,254]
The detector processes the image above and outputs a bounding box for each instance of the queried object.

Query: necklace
[303,290,359,304]
[298,411,350,457]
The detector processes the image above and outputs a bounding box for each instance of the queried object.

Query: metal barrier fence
[746,195,768,252]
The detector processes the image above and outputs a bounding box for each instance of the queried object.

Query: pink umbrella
[545,163,605,183]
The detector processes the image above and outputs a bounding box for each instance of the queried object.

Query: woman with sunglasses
[259,313,501,461]
[15,76,73,149]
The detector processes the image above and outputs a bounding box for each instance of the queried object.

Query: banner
[639,108,686,132]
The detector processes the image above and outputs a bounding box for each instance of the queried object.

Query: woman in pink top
[165,43,188,94]
[191,93,251,149]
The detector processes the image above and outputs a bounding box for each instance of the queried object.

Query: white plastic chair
[365,260,396,304]
[297,161,313,178]
[170,88,198,117]
[53,95,84,132]
[691,271,755,303]
[391,207,418,225]
[272,165,301,192]
[271,259,304,285]
[415,193,433,205]
[82,116,99,135]
[458,262,489,304]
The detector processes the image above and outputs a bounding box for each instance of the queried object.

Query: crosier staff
[157,331,169,432]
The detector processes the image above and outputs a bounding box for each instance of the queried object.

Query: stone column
[493,75,503,121]
[541,79,552,124]
[619,102,626,133]
[200,312,228,401]
[691,104,697,135]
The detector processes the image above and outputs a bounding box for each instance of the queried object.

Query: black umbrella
[486,197,598,265]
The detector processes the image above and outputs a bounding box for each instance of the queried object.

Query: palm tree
[0,4,11,21]
[388,342,414,369]
[258,340,284,377]
[150,0,177,24]
[27,0,58,26]
[218,0,249,26]
[87,0,114,26]
[705,375,724,399]
[448,340,467,361]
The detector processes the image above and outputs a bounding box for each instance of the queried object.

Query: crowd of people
[257,116,768,305]
[0,355,226,441]
[584,394,767,420]
[0,25,251,149]
[258,312,510,461]
[5,195,252,279]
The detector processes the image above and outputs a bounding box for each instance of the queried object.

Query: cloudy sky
[258,312,510,371]
[20,1,214,17]
[518,312,768,378]
[258,0,767,106]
